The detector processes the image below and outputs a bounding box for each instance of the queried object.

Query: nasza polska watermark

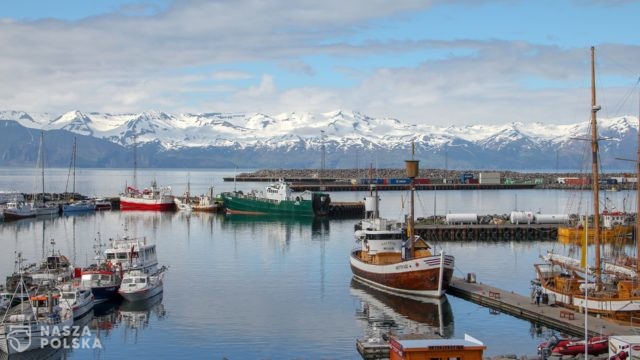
[8,324,102,353]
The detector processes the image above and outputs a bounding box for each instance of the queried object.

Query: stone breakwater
[236,168,636,190]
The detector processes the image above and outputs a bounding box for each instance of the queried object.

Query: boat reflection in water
[118,294,166,343]
[350,278,454,342]
[220,214,330,245]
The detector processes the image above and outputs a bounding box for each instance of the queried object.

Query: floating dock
[447,276,637,337]
[414,224,559,242]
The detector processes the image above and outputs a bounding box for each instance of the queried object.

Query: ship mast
[589,46,602,288]
[636,92,640,274]
[405,157,419,259]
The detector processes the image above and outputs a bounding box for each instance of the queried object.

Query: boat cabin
[264,179,292,201]
[389,335,486,360]
[356,227,433,265]
[105,236,158,273]
[603,210,627,228]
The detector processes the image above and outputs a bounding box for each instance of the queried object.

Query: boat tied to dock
[219,179,331,217]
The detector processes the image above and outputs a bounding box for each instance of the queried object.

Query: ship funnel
[405,160,419,179]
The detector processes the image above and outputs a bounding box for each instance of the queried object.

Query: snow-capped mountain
[0,109,637,169]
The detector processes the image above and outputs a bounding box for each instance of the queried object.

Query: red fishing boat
[119,180,175,211]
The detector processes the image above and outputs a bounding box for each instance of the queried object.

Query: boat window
[135,278,147,283]
[122,278,133,284]
[101,275,111,281]
[106,253,115,260]
[117,253,128,260]
[61,293,75,300]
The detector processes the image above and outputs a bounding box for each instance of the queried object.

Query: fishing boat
[79,267,122,304]
[220,179,331,217]
[118,266,167,302]
[94,198,112,210]
[192,186,219,212]
[120,181,175,211]
[58,284,94,319]
[27,241,74,287]
[0,255,74,355]
[2,200,36,220]
[534,47,640,320]
[350,159,454,297]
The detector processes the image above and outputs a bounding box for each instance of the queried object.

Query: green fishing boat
[219,179,331,217]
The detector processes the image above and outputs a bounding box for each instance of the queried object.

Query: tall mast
[40,131,45,204]
[405,158,419,259]
[590,46,602,287]
[133,134,138,189]
[72,137,77,195]
[636,92,640,273]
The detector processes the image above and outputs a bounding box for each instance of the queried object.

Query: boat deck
[447,276,639,337]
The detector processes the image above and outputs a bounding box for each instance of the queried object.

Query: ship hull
[119,196,175,211]
[350,252,454,297]
[220,192,326,217]
[119,283,163,302]
[535,264,640,320]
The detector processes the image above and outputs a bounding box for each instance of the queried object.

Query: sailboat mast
[589,46,602,287]
[133,135,138,190]
[72,137,77,195]
[40,132,45,204]
[636,92,640,274]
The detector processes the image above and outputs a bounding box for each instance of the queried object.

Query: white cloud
[0,1,638,126]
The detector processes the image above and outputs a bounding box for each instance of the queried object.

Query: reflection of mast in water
[350,278,454,340]
[312,218,330,299]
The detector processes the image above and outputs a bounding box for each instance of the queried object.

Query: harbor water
[0,168,636,358]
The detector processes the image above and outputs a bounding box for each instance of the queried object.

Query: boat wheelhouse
[105,236,158,274]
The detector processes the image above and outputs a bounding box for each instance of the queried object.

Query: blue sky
[1,0,639,126]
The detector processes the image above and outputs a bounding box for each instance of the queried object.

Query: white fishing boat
[58,284,94,319]
[192,186,219,212]
[118,267,167,302]
[2,200,36,220]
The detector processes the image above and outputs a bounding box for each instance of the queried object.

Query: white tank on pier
[445,213,478,224]
[510,211,534,224]
[534,214,570,224]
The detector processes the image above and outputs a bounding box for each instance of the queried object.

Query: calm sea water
[0,168,637,359]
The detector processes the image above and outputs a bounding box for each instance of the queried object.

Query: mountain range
[0,109,638,170]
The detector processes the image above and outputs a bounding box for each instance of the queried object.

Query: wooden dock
[447,276,638,337]
[414,224,559,242]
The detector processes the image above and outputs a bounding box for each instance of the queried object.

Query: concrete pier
[415,224,559,242]
[447,277,637,337]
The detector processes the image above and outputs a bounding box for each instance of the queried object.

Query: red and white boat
[119,180,175,211]
[551,335,609,356]
[350,160,454,297]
